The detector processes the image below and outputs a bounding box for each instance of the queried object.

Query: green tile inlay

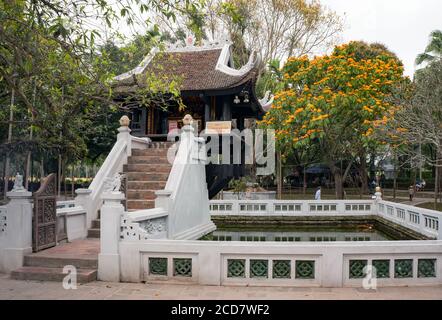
[272,260,291,279]
[250,259,268,278]
[173,258,192,277]
[295,260,315,279]
[394,259,413,278]
[149,257,167,276]
[372,260,390,278]
[227,259,245,278]
[349,260,367,278]
[418,259,436,278]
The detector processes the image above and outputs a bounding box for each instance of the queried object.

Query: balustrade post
[98,191,124,282]
[321,249,344,287]
[117,115,132,157]
[0,176,33,272]
[155,190,172,237]
[439,220,442,240]
[75,188,92,228]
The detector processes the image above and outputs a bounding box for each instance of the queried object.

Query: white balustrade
[119,238,442,287]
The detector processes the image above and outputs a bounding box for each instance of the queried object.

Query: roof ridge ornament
[166,36,232,53]
[258,90,274,112]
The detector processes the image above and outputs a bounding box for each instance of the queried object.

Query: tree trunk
[277,152,282,199]
[25,82,36,190]
[58,154,62,198]
[435,144,440,209]
[71,165,75,198]
[303,166,307,195]
[40,157,44,179]
[64,162,67,198]
[4,89,15,199]
[332,165,344,199]
[359,155,368,195]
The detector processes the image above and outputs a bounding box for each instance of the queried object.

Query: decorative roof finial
[119,115,130,127]
[186,35,194,47]
[182,114,194,126]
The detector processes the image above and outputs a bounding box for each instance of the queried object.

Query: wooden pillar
[210,97,216,120]
[204,100,210,123]
[141,108,147,135]
[222,98,231,121]
[147,109,155,134]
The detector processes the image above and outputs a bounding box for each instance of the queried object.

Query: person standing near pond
[315,187,321,200]
[408,184,415,201]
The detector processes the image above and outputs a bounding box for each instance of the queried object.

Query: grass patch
[415,202,442,212]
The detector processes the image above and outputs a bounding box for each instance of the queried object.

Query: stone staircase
[86,141,173,239]
[10,239,99,283]
[87,211,101,239]
[125,142,173,211]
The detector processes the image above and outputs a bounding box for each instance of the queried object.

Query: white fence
[55,200,87,241]
[209,199,442,240]
[119,239,442,287]
[209,199,375,217]
[111,197,442,287]
[377,200,441,239]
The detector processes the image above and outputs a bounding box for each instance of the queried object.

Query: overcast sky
[321,0,442,78]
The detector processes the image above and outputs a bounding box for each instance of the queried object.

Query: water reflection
[200,224,398,242]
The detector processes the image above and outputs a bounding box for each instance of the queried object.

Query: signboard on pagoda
[205,121,232,134]
[168,120,178,133]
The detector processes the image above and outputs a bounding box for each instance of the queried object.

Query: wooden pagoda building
[112,38,272,138]
[112,38,273,197]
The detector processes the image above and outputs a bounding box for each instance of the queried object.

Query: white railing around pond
[377,200,441,239]
[209,199,442,240]
[209,199,375,217]
[120,238,442,287]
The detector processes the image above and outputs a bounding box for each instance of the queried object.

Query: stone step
[126,181,167,190]
[24,255,98,269]
[127,156,171,164]
[126,172,169,181]
[127,200,155,210]
[131,149,170,156]
[149,142,174,148]
[87,228,101,238]
[127,190,156,200]
[11,266,97,283]
[91,219,101,229]
[124,164,172,173]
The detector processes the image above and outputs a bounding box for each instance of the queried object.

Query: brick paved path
[1,273,441,300]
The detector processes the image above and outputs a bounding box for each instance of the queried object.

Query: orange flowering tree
[259,41,406,198]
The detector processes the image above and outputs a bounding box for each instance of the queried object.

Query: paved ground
[0,273,441,300]
[30,238,99,259]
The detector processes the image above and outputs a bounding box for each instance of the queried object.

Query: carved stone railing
[161,116,216,240]
[209,198,442,240]
[209,199,375,217]
[377,200,441,239]
[119,237,442,287]
[75,116,151,228]
[120,208,168,241]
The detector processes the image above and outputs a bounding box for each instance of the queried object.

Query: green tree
[416,30,442,65]
[259,42,406,198]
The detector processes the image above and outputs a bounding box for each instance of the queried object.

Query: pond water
[199,224,405,242]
